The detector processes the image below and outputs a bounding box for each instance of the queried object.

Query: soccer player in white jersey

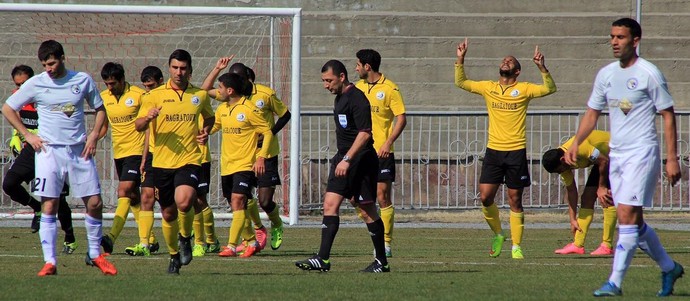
[564,18,683,297]
[1,40,116,276]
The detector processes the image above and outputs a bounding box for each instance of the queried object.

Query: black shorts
[326,149,378,204]
[377,153,396,182]
[584,164,610,188]
[114,155,142,183]
[140,153,154,188]
[153,164,201,207]
[256,156,281,187]
[221,171,256,199]
[197,162,211,196]
[479,148,530,189]
[9,145,69,196]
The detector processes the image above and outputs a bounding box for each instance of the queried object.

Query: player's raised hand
[215,55,235,71]
[533,45,545,66]
[456,38,468,59]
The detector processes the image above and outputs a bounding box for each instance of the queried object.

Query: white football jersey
[6,70,103,146]
[587,58,673,152]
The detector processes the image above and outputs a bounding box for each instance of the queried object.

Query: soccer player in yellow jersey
[202,58,290,251]
[542,130,616,256]
[98,62,151,254]
[455,38,557,259]
[354,49,406,258]
[134,49,214,274]
[209,72,274,258]
[124,66,164,256]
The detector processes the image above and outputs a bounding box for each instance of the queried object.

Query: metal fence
[2,110,690,213]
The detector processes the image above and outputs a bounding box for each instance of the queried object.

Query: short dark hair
[140,66,163,83]
[228,63,251,80]
[356,49,382,72]
[321,60,348,80]
[11,65,34,79]
[218,72,252,97]
[612,17,641,39]
[168,49,193,72]
[542,148,565,173]
[37,40,64,62]
[246,66,256,82]
[100,62,125,81]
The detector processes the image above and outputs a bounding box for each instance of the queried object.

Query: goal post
[0,3,303,224]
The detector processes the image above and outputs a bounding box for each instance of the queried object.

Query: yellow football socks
[229,209,245,247]
[509,211,524,246]
[267,205,283,228]
[138,210,154,246]
[246,198,264,229]
[574,208,594,247]
[602,206,618,248]
[111,197,131,240]
[380,205,395,244]
[162,218,179,254]
[482,203,502,235]
[242,213,257,243]
[202,207,217,244]
[193,212,205,245]
[130,202,141,223]
[178,208,194,239]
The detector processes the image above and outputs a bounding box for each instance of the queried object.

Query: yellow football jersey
[558,130,610,186]
[211,97,273,175]
[356,74,406,153]
[138,80,214,169]
[101,83,146,159]
[455,64,556,151]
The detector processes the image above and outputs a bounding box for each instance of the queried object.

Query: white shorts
[33,144,101,198]
[609,145,660,207]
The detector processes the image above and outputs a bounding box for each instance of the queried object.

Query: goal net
[0,4,302,223]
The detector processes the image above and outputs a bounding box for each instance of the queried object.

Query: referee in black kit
[295,60,389,273]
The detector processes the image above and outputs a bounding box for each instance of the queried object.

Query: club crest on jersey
[51,103,76,117]
[70,85,80,94]
[510,90,520,97]
[626,78,638,90]
[376,91,385,100]
[125,98,135,107]
[338,114,347,128]
[191,96,200,106]
[619,98,633,115]
[255,99,265,109]
[236,113,246,122]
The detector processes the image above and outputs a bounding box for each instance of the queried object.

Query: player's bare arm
[140,129,150,174]
[564,182,581,234]
[660,107,681,186]
[2,103,44,152]
[82,105,107,158]
[565,108,601,165]
[379,113,407,158]
[595,153,613,207]
[335,130,372,177]
[134,106,161,132]
[201,56,234,99]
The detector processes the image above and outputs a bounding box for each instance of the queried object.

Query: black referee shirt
[333,84,374,154]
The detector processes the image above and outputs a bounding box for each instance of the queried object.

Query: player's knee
[83,195,103,212]
[2,173,21,195]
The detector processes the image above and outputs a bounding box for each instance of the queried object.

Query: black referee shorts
[326,149,378,204]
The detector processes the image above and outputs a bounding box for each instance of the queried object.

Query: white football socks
[39,214,58,265]
[638,223,675,272]
[85,215,103,259]
[609,224,638,287]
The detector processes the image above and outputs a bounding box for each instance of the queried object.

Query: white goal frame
[0,3,303,225]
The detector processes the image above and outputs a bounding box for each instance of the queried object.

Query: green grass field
[1,225,689,300]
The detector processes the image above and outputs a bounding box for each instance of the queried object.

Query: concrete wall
[2,0,688,109]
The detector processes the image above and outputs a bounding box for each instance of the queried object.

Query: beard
[499,67,518,77]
